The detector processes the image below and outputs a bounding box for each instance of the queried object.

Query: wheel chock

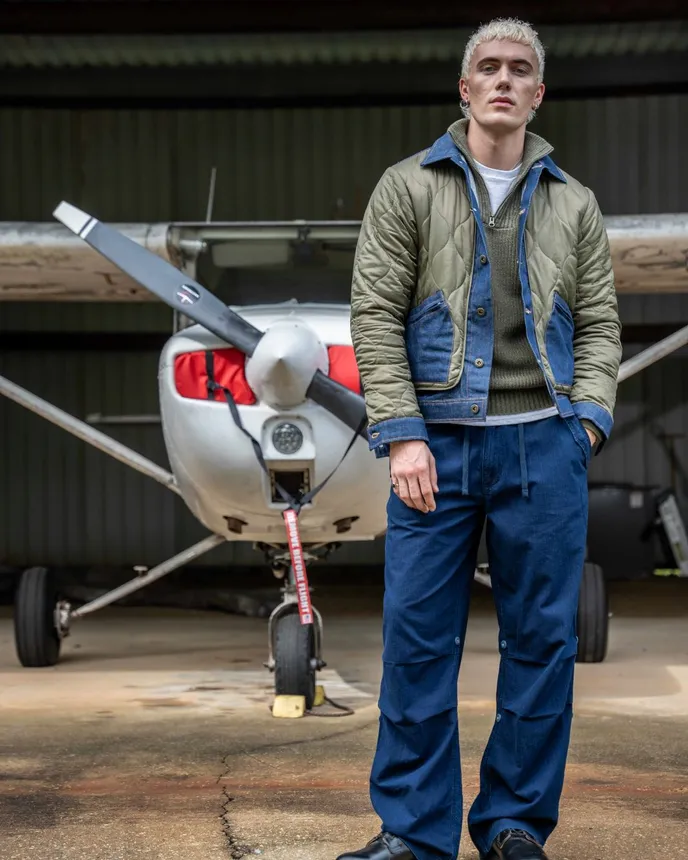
[272,695,306,719]
[313,684,326,707]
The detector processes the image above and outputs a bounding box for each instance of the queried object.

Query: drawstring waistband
[518,423,529,499]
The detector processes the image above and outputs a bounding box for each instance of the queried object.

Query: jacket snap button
[371,432,380,438]
[525,307,532,315]
[475,358,484,368]
[471,404,480,414]
[480,254,488,264]
[477,307,486,317]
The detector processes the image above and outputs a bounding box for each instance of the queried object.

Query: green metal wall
[1,94,686,225]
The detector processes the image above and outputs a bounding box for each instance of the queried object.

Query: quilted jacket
[350,119,622,458]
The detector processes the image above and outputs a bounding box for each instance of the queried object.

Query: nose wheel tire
[14,566,62,667]
[273,611,316,710]
[576,561,609,664]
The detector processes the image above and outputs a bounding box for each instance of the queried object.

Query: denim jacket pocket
[545,292,575,387]
[405,291,453,385]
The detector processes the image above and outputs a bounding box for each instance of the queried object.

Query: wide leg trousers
[370,415,591,860]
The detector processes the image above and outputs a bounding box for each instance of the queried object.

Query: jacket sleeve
[350,167,428,458]
[571,188,622,448]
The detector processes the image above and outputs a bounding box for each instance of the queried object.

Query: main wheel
[576,562,608,663]
[273,611,316,710]
[14,566,62,667]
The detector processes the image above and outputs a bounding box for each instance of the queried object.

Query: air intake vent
[269,469,310,504]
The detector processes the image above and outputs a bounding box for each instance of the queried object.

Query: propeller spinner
[53,202,368,437]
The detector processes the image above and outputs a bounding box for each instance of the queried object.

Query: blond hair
[460,18,545,122]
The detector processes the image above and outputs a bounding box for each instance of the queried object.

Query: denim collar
[420,118,567,184]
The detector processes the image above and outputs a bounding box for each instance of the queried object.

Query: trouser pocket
[564,414,592,465]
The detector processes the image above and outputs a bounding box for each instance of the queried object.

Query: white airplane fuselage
[159,302,390,543]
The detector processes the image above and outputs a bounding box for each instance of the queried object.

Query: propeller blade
[53,202,262,356]
[53,202,369,440]
[307,371,368,438]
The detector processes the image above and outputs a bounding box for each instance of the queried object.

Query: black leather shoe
[336,832,415,860]
[482,829,549,860]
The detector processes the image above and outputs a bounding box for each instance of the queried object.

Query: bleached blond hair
[460,18,545,122]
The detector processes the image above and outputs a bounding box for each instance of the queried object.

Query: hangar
[2,6,688,858]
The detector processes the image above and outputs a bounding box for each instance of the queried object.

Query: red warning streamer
[282,509,314,625]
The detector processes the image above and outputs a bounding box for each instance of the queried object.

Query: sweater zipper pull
[488,215,496,227]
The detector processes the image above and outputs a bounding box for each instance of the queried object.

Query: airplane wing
[0,214,686,300]
[0,221,175,301]
[605,214,688,294]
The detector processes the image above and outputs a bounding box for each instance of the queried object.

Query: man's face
[459,40,545,133]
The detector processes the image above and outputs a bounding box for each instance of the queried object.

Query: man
[344,17,621,860]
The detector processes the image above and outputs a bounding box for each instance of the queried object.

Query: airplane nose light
[272,422,304,455]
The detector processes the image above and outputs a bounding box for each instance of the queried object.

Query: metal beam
[70,534,226,619]
[618,322,688,383]
[0,373,181,494]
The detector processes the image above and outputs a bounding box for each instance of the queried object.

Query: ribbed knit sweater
[449,123,552,416]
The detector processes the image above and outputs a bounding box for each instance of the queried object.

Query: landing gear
[12,534,227,668]
[575,561,609,663]
[274,611,317,709]
[13,566,67,667]
[260,544,331,708]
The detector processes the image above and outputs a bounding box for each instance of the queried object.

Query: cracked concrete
[221,791,256,860]
[1,579,687,859]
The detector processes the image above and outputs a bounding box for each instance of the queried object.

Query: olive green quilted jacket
[350,119,622,453]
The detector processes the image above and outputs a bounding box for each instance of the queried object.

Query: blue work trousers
[370,415,590,860]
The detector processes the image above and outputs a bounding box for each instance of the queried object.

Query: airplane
[1,204,688,712]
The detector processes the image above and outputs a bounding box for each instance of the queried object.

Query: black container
[586,483,659,580]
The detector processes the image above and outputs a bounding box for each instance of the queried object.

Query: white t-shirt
[470,158,522,216]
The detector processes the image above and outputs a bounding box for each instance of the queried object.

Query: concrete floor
[1,578,687,860]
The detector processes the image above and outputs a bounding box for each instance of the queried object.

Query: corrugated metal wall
[1,94,686,223]
[0,349,174,566]
[1,94,687,568]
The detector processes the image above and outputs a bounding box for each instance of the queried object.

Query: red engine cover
[174,344,361,402]
[326,345,362,394]
[174,348,256,404]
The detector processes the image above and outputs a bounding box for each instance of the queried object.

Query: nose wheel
[273,611,318,709]
[265,563,325,711]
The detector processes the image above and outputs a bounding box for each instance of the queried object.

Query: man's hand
[585,428,598,448]
[390,440,439,513]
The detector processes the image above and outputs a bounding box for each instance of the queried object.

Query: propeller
[53,203,368,437]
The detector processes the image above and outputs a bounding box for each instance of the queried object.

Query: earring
[460,99,470,109]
